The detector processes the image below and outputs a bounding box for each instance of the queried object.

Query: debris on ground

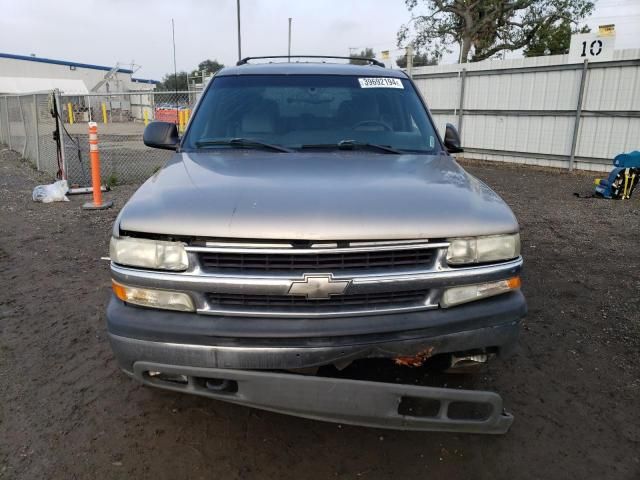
[32,179,69,203]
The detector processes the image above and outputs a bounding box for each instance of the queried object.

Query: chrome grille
[197,248,435,272]
[205,290,429,315]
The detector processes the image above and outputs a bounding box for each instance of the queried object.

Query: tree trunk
[460,37,472,63]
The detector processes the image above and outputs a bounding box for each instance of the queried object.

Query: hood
[117,151,518,240]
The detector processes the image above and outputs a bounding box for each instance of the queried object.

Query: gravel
[0,148,638,479]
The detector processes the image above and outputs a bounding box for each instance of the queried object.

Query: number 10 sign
[569,32,616,63]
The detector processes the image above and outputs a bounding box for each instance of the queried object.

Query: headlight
[442,277,521,308]
[112,280,195,312]
[446,233,520,265]
[110,236,188,271]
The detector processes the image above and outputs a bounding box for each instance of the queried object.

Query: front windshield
[183,74,441,153]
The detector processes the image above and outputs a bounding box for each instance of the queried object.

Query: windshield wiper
[195,138,292,153]
[301,139,402,154]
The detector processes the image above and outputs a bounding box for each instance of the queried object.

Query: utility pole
[171,18,179,123]
[288,18,292,61]
[406,45,414,79]
[237,0,242,62]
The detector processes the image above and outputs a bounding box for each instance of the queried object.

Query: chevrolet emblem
[288,274,351,300]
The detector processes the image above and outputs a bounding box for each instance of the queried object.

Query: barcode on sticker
[358,77,404,89]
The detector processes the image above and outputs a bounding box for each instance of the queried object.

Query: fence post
[406,45,414,79]
[569,59,588,172]
[457,68,467,136]
[55,91,68,179]
[1,97,5,147]
[5,97,11,150]
[18,95,27,157]
[33,94,41,170]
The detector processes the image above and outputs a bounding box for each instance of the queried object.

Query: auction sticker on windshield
[358,78,404,89]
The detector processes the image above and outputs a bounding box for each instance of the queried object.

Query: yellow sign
[381,50,390,60]
[599,24,615,36]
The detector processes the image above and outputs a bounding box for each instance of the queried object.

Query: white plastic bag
[32,180,70,203]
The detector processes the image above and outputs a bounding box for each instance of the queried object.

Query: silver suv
[107,56,526,434]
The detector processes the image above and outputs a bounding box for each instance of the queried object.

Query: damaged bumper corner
[131,361,514,434]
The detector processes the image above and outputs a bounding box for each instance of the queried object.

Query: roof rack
[236,55,385,68]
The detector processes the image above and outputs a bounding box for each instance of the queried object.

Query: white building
[0,52,158,95]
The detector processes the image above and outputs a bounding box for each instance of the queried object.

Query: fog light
[147,371,189,385]
[112,280,195,312]
[442,277,521,308]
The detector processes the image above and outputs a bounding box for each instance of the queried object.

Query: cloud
[0,0,637,80]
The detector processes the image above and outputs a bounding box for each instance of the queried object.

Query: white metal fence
[413,49,640,172]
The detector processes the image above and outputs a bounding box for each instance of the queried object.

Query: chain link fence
[0,92,62,178]
[60,91,199,185]
[0,90,200,186]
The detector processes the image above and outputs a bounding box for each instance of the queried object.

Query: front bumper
[107,290,526,370]
[107,290,525,434]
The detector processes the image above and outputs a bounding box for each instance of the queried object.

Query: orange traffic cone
[83,122,113,210]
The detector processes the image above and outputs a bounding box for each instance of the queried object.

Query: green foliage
[396,52,439,68]
[398,0,595,63]
[349,48,376,65]
[158,59,225,91]
[193,59,224,76]
[105,173,118,188]
[157,71,189,92]
[524,21,590,57]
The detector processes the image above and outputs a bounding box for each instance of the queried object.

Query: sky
[0,0,639,81]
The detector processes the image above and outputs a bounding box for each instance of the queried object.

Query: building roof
[0,52,134,74]
[0,77,89,95]
[218,61,406,78]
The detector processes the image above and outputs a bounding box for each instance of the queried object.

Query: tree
[397,0,594,63]
[191,59,224,77]
[349,48,376,65]
[524,20,590,57]
[158,58,225,92]
[396,52,439,68]
[158,71,189,92]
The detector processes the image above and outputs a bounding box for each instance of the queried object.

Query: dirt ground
[1,147,638,480]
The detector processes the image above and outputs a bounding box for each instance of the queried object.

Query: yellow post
[185,108,190,123]
[178,109,184,134]
[143,109,149,126]
[67,103,74,124]
[101,102,108,124]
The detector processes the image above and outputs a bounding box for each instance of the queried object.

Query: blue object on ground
[594,151,640,199]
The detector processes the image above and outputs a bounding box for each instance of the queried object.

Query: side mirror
[143,121,179,150]
[444,123,463,154]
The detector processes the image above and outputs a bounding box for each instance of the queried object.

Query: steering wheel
[352,120,392,131]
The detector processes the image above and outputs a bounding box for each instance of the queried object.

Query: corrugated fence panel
[430,113,459,137]
[461,115,575,155]
[464,69,582,110]
[576,117,640,161]
[414,76,461,110]
[413,51,640,171]
[583,64,640,111]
